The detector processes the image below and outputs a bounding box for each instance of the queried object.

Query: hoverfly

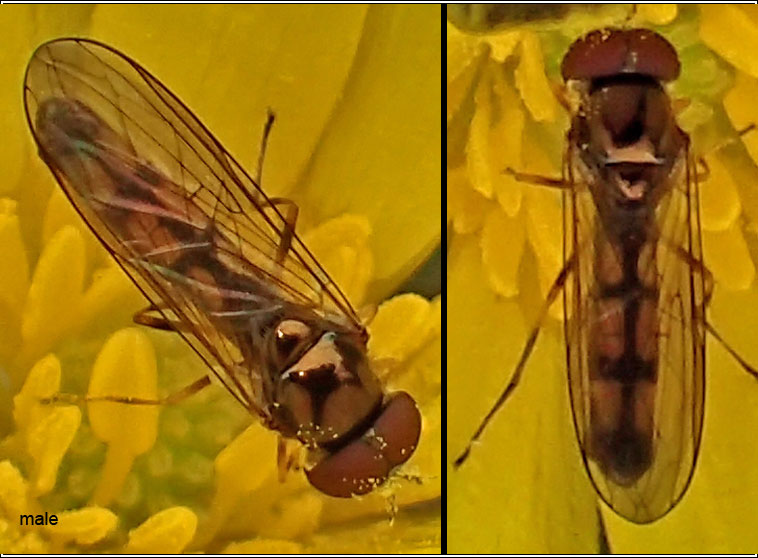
[453,27,758,523]
[23,38,421,499]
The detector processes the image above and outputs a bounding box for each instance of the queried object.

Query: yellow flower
[1,5,440,553]
[448,4,758,553]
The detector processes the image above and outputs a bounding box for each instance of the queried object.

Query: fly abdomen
[589,235,659,484]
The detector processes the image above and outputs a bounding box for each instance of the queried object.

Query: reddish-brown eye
[305,391,421,498]
[561,28,680,82]
[371,391,422,467]
[306,436,389,498]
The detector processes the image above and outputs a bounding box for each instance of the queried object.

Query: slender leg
[669,243,758,379]
[661,241,714,305]
[277,437,301,482]
[267,197,299,263]
[254,109,276,186]
[503,167,571,190]
[133,303,180,331]
[694,123,756,182]
[247,108,299,262]
[41,375,212,406]
[705,322,758,380]
[453,255,575,468]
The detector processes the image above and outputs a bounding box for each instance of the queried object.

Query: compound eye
[561,28,680,82]
[274,320,311,363]
[305,391,422,497]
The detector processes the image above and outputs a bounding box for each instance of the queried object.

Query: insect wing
[564,147,706,523]
[23,38,363,414]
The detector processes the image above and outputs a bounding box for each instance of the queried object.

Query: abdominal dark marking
[590,229,659,482]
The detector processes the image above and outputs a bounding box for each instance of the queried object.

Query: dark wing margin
[563,146,705,523]
[23,38,364,415]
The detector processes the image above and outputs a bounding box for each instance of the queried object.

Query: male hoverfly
[24,38,421,499]
[454,26,758,523]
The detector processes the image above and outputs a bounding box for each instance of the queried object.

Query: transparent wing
[564,149,705,523]
[24,38,364,415]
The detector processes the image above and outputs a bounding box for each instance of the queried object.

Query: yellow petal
[88,329,159,450]
[448,234,598,552]
[303,214,372,307]
[481,207,525,297]
[467,64,495,199]
[214,423,276,493]
[699,155,741,231]
[254,492,323,540]
[125,506,197,554]
[676,99,714,135]
[490,69,524,217]
[93,4,366,201]
[0,6,37,198]
[367,293,435,363]
[448,58,478,125]
[700,5,758,78]
[296,6,440,290]
[447,21,479,85]
[21,225,85,357]
[514,32,557,123]
[13,353,61,431]
[370,292,440,402]
[88,328,159,505]
[412,295,442,390]
[46,507,118,545]
[0,518,49,554]
[637,4,678,26]
[703,225,755,291]
[40,188,100,266]
[447,21,485,122]
[395,394,441,505]
[0,460,32,518]
[76,266,143,332]
[199,423,277,544]
[0,199,29,315]
[448,164,490,235]
[486,30,522,64]
[525,188,563,279]
[724,72,758,180]
[27,405,81,495]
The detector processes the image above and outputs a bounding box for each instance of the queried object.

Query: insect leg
[660,241,714,305]
[277,436,302,482]
[133,303,181,331]
[267,197,299,263]
[693,123,757,182]
[704,322,758,380]
[254,109,276,186]
[248,109,299,262]
[503,167,572,189]
[453,254,575,468]
[669,243,758,380]
[41,375,212,406]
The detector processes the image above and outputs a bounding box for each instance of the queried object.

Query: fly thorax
[589,77,673,151]
[270,321,383,448]
[578,77,682,205]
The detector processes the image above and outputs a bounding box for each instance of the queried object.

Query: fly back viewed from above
[23,38,421,501]
[453,25,758,524]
